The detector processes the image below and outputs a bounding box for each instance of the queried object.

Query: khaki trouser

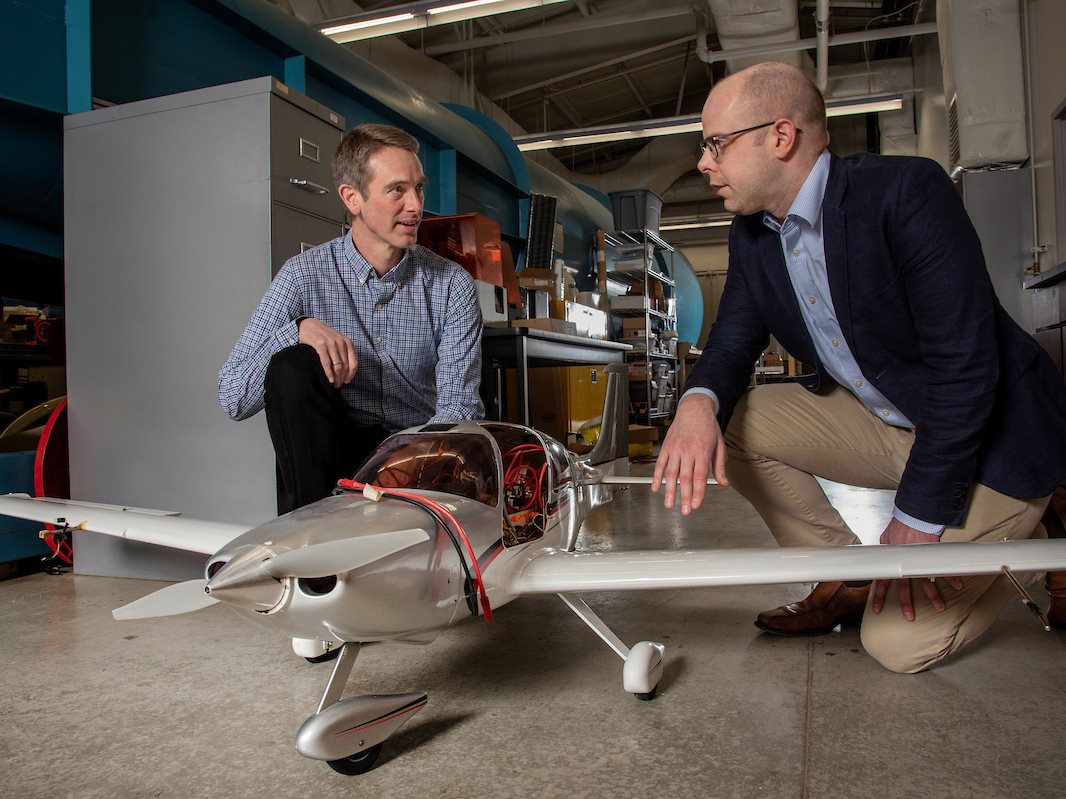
[723,383,1050,674]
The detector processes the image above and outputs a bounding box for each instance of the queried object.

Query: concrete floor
[2,465,1064,798]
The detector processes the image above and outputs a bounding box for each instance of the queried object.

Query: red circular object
[34,399,72,564]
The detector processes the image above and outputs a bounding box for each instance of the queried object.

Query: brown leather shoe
[1047,571,1066,630]
[755,581,870,636]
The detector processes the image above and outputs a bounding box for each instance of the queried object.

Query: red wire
[336,478,492,621]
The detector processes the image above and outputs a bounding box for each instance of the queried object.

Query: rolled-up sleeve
[218,267,304,421]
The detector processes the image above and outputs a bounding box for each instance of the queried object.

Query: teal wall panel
[456,158,520,238]
[91,0,285,104]
[673,249,704,347]
[0,0,600,272]
[0,0,67,113]
[0,102,63,246]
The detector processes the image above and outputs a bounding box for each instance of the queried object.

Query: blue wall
[0,0,615,280]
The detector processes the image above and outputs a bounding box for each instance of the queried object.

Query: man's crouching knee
[860,617,946,675]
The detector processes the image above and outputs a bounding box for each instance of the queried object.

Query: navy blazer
[685,151,1066,526]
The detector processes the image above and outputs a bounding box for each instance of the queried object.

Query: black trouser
[265,344,389,514]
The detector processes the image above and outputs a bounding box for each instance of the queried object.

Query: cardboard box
[622,316,647,332]
[517,268,559,297]
[550,300,608,339]
[610,295,648,313]
[627,423,659,455]
[628,424,658,443]
[511,318,578,335]
[627,360,648,378]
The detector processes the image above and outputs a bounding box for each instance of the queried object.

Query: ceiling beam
[424,7,693,56]
[493,34,696,101]
[502,48,693,111]
[621,73,653,117]
[696,22,937,64]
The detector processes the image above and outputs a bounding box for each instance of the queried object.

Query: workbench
[480,327,632,426]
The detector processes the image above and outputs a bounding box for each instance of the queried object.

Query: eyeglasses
[698,121,802,159]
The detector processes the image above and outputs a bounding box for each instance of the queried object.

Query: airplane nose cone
[204,546,285,612]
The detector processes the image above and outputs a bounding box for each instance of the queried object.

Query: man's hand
[297,318,357,388]
[872,517,963,621]
[651,394,728,515]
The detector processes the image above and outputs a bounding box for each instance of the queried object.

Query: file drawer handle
[289,178,329,195]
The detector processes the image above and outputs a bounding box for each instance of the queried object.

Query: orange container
[417,213,504,288]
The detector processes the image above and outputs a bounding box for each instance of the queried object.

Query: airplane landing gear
[296,643,428,774]
[557,593,665,700]
[327,743,382,775]
[292,637,341,663]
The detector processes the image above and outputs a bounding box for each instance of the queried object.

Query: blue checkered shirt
[219,233,484,430]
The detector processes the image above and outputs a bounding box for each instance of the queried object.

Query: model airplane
[1,363,1064,776]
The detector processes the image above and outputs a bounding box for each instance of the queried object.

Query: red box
[417,213,504,288]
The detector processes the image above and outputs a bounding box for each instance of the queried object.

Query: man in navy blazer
[653,61,1066,673]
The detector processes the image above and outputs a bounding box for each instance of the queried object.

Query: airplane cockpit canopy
[354,432,500,507]
[353,425,565,547]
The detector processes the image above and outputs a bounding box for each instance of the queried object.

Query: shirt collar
[342,233,411,285]
[763,149,831,232]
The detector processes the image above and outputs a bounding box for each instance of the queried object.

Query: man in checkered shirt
[219,124,483,513]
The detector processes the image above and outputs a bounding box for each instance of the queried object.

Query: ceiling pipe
[695,21,938,65]
[816,0,830,91]
[424,6,693,56]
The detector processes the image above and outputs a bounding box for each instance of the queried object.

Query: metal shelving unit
[604,229,678,424]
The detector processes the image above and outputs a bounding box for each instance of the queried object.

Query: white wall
[913,33,950,169]
[676,241,729,345]
[1027,0,1066,270]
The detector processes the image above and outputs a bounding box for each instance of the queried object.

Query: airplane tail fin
[584,363,628,466]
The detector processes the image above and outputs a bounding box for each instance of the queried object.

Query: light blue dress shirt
[688,151,942,535]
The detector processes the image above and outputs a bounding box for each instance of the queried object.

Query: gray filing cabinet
[63,77,345,579]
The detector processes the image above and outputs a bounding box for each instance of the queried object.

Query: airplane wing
[0,493,249,556]
[516,539,1066,595]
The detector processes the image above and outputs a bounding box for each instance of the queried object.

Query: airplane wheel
[634,685,658,701]
[326,743,382,775]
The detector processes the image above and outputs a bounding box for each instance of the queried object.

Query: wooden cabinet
[504,365,609,445]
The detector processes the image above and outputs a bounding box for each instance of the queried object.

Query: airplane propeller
[261,528,432,579]
[112,579,218,620]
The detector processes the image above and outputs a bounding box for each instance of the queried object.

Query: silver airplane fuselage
[199,422,614,645]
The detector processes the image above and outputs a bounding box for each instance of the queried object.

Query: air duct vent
[938,0,1027,170]
[948,94,961,170]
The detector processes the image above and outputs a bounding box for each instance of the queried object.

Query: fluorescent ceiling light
[514,93,905,152]
[660,217,735,231]
[429,0,508,14]
[826,93,904,117]
[320,13,416,36]
[516,116,704,152]
[319,0,569,44]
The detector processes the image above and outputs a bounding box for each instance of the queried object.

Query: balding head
[712,62,828,151]
[698,62,829,219]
